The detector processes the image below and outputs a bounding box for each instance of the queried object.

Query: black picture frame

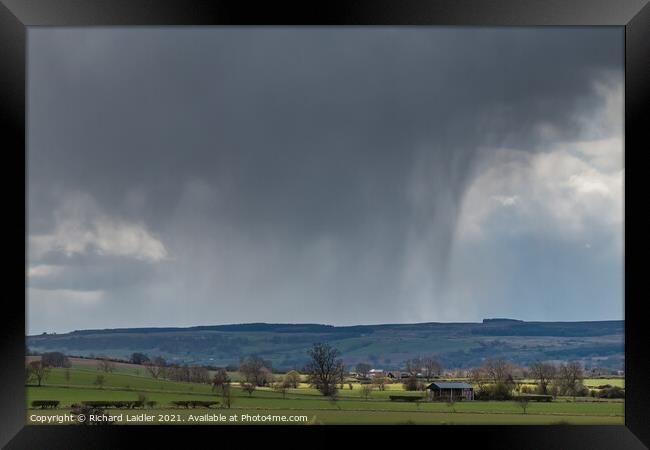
[1,0,648,448]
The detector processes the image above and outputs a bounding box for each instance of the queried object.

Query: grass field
[28,408,623,425]
[25,364,624,425]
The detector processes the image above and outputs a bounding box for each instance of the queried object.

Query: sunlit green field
[583,378,625,388]
[26,366,624,425]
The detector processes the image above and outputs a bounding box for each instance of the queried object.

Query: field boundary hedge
[517,395,553,402]
[81,400,144,409]
[389,395,421,402]
[31,400,60,409]
[170,400,220,408]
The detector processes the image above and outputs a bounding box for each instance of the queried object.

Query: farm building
[426,381,474,401]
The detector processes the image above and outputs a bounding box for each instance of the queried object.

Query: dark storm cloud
[27,27,623,333]
[28,28,620,227]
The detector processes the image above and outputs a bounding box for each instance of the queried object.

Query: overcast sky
[27,27,624,334]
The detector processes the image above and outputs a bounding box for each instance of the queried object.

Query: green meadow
[26,365,624,425]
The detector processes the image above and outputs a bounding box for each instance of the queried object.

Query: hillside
[27,319,624,370]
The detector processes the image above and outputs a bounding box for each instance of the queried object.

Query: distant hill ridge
[27,319,624,370]
[32,318,624,337]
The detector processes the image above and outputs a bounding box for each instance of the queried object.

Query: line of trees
[41,352,71,368]
[139,356,212,384]
[402,356,444,391]
[27,348,594,404]
[466,358,588,400]
[129,352,150,365]
[166,364,210,383]
[524,360,588,398]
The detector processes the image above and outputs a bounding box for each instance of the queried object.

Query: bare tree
[189,365,210,384]
[27,361,50,387]
[373,374,387,391]
[421,357,443,381]
[144,357,166,379]
[328,391,341,410]
[93,374,106,389]
[305,343,345,397]
[272,381,289,399]
[240,356,272,386]
[405,358,422,377]
[259,367,274,387]
[558,361,585,398]
[515,396,530,414]
[221,382,232,409]
[241,382,256,397]
[167,364,191,382]
[211,368,233,408]
[355,363,371,379]
[468,367,486,390]
[211,368,230,391]
[283,370,301,388]
[97,357,116,373]
[403,357,422,391]
[41,352,71,368]
[483,358,513,384]
[529,362,557,395]
[361,384,373,401]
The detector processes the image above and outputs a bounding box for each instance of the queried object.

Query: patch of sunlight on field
[583,378,625,388]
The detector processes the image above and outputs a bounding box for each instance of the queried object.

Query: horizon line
[27,317,625,337]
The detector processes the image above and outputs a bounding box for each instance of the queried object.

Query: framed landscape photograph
[1,0,649,448]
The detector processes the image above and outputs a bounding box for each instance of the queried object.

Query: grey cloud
[27,27,623,332]
[28,28,621,226]
[28,255,162,291]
